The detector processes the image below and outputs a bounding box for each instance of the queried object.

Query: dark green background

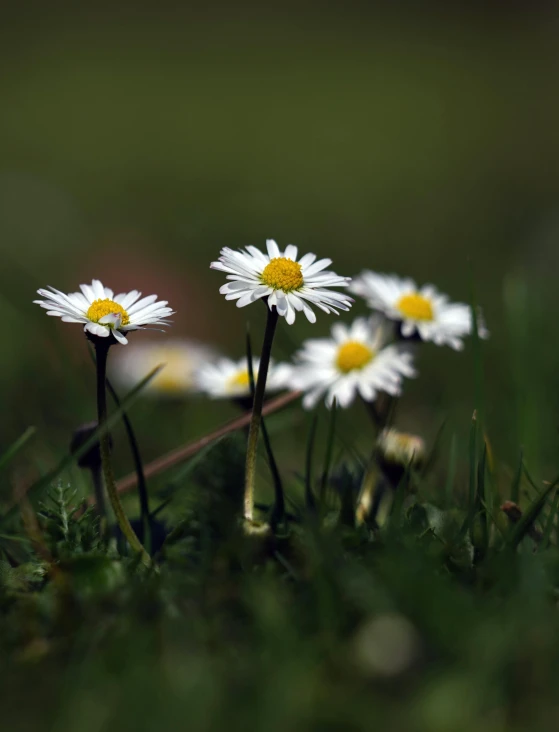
[1,3,558,485]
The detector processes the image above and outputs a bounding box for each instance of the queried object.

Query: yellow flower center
[155,373,185,392]
[261,257,304,293]
[86,298,130,326]
[336,341,374,373]
[396,293,433,321]
[227,369,252,391]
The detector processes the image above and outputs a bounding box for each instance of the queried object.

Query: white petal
[112,329,128,345]
[127,294,159,314]
[91,280,106,299]
[115,290,142,309]
[266,239,280,259]
[284,244,298,261]
[84,322,110,338]
[298,252,316,268]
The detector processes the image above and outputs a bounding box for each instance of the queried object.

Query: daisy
[109,339,216,396]
[349,271,488,350]
[194,356,292,399]
[34,279,174,345]
[376,428,426,468]
[292,317,416,409]
[210,239,353,325]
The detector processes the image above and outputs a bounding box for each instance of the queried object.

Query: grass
[2,333,559,732]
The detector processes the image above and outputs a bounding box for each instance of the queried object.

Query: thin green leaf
[388,462,411,529]
[420,417,447,479]
[508,478,559,550]
[510,450,523,503]
[319,403,337,506]
[522,465,550,531]
[468,411,478,521]
[540,489,559,551]
[475,442,489,558]
[0,427,37,473]
[444,433,458,508]
[304,413,318,511]
[165,436,227,491]
[246,325,284,528]
[89,343,152,553]
[469,279,485,428]
[1,364,163,526]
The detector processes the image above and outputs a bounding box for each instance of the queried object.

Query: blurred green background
[2,2,559,488]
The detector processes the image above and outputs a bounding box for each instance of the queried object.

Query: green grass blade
[246,324,284,527]
[510,451,523,503]
[469,281,485,429]
[540,489,559,551]
[444,433,458,508]
[1,364,163,526]
[88,343,152,551]
[468,410,478,521]
[476,441,489,558]
[304,413,318,511]
[508,478,559,550]
[388,462,411,529]
[420,417,447,479]
[319,403,337,506]
[0,427,37,474]
[522,465,551,531]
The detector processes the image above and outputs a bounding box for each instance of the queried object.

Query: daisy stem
[94,341,151,567]
[244,306,279,524]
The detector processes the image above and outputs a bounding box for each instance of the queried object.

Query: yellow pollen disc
[228,369,252,391]
[261,257,304,293]
[336,341,374,373]
[86,298,130,326]
[396,293,433,321]
[155,373,184,392]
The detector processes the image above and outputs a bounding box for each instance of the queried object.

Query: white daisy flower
[349,271,488,351]
[292,317,416,410]
[34,279,174,345]
[194,356,292,399]
[376,428,426,468]
[210,239,353,325]
[109,339,217,396]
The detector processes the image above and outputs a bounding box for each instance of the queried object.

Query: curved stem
[244,306,279,524]
[106,376,151,553]
[95,341,151,567]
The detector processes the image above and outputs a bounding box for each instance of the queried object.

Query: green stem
[95,341,151,567]
[106,376,152,554]
[246,325,284,529]
[243,306,279,524]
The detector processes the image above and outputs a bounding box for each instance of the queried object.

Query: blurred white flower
[34,279,174,345]
[210,239,353,325]
[292,316,416,409]
[109,339,216,396]
[350,271,488,350]
[376,428,426,468]
[194,356,292,399]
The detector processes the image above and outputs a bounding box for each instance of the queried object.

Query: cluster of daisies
[34,239,486,410]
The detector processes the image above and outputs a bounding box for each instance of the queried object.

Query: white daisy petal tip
[193,356,293,399]
[377,428,426,468]
[108,338,218,397]
[210,240,353,324]
[293,316,416,410]
[34,279,173,346]
[350,270,488,349]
